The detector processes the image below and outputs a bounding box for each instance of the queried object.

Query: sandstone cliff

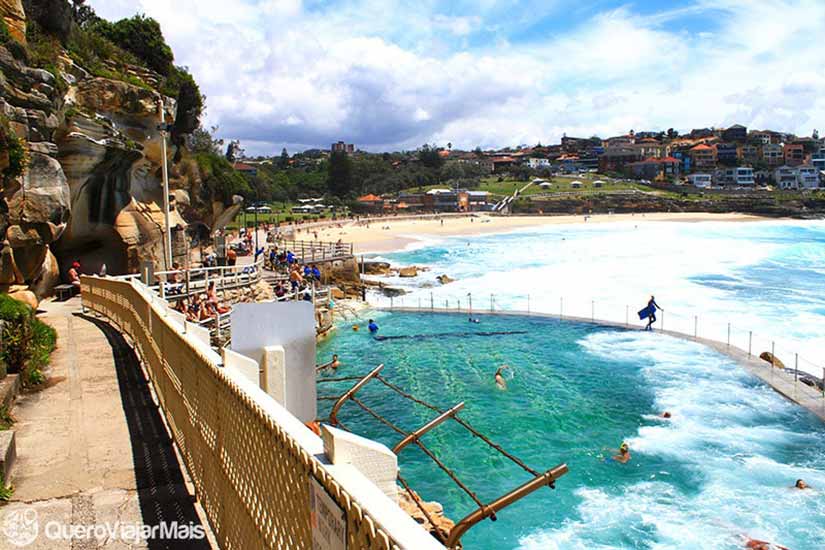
[0,0,231,306]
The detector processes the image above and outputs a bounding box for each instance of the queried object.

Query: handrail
[444,464,569,548]
[329,364,384,426]
[392,402,464,454]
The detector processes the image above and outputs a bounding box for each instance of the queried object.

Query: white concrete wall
[230,302,317,423]
[321,425,398,501]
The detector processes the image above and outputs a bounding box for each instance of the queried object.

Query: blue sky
[88,0,825,155]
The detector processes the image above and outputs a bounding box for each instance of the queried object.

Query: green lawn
[227,202,345,230]
[399,175,666,199]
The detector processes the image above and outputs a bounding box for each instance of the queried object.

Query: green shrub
[1,116,28,184]
[0,295,56,386]
[0,484,13,501]
[93,16,173,76]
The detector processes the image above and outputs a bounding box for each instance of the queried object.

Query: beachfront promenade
[3,297,215,549]
[376,302,825,422]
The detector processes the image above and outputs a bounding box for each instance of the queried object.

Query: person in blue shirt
[303,265,311,278]
[286,251,295,264]
[368,319,379,333]
[311,265,321,281]
[645,295,663,331]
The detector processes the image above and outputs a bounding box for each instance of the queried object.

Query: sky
[87,0,825,156]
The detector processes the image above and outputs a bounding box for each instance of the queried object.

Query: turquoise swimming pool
[317,312,825,550]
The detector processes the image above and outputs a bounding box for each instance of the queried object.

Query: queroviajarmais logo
[2,507,39,547]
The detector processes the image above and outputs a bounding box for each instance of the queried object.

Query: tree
[418,144,444,169]
[328,151,353,198]
[190,125,223,155]
[167,66,203,138]
[94,15,174,75]
[278,148,289,169]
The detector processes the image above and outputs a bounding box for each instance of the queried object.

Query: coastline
[310,212,775,254]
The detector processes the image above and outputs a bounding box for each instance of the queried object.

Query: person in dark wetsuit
[645,295,663,331]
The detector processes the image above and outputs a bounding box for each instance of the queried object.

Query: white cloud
[86,0,825,154]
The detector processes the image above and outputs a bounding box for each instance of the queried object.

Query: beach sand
[302,212,771,254]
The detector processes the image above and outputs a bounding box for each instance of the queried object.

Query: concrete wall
[230,302,317,422]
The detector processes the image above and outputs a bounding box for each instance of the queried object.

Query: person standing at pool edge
[368,319,379,333]
[645,295,663,331]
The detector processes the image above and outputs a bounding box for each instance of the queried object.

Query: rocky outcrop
[397,488,455,543]
[0,3,195,307]
[398,266,419,278]
[0,0,26,43]
[759,351,786,369]
[362,260,391,275]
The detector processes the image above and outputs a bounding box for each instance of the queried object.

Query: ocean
[317,219,825,549]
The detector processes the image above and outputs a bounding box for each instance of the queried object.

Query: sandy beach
[302,212,772,254]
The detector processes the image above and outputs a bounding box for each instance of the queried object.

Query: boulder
[759,352,785,369]
[0,244,17,284]
[8,288,37,310]
[7,151,70,228]
[436,274,454,285]
[29,248,58,299]
[381,286,407,298]
[362,261,391,275]
[330,287,345,300]
[398,266,418,278]
[11,241,46,281]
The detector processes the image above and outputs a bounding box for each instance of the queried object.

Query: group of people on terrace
[171,277,229,324]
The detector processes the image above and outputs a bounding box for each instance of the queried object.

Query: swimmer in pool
[495,366,509,390]
[469,317,480,323]
[612,442,631,464]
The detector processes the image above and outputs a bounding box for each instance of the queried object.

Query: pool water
[317,312,825,550]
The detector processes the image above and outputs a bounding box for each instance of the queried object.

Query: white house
[527,158,551,169]
[687,174,712,188]
[774,165,820,190]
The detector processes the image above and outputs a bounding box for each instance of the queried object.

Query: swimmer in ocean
[794,479,809,490]
[469,317,480,323]
[495,365,509,390]
[611,442,631,464]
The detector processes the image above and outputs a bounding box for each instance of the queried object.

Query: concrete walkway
[0,297,215,549]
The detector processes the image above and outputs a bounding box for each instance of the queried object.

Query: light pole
[157,98,173,271]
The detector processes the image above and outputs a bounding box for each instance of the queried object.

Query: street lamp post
[157,99,173,271]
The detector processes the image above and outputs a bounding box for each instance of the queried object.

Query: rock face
[0,3,206,306]
[0,0,26,43]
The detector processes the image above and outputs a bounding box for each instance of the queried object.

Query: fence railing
[370,292,825,398]
[276,239,354,264]
[81,275,443,550]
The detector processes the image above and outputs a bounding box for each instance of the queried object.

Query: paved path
[0,298,215,549]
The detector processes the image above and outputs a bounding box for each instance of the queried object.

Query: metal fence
[370,292,825,405]
[81,275,441,550]
[275,239,355,264]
